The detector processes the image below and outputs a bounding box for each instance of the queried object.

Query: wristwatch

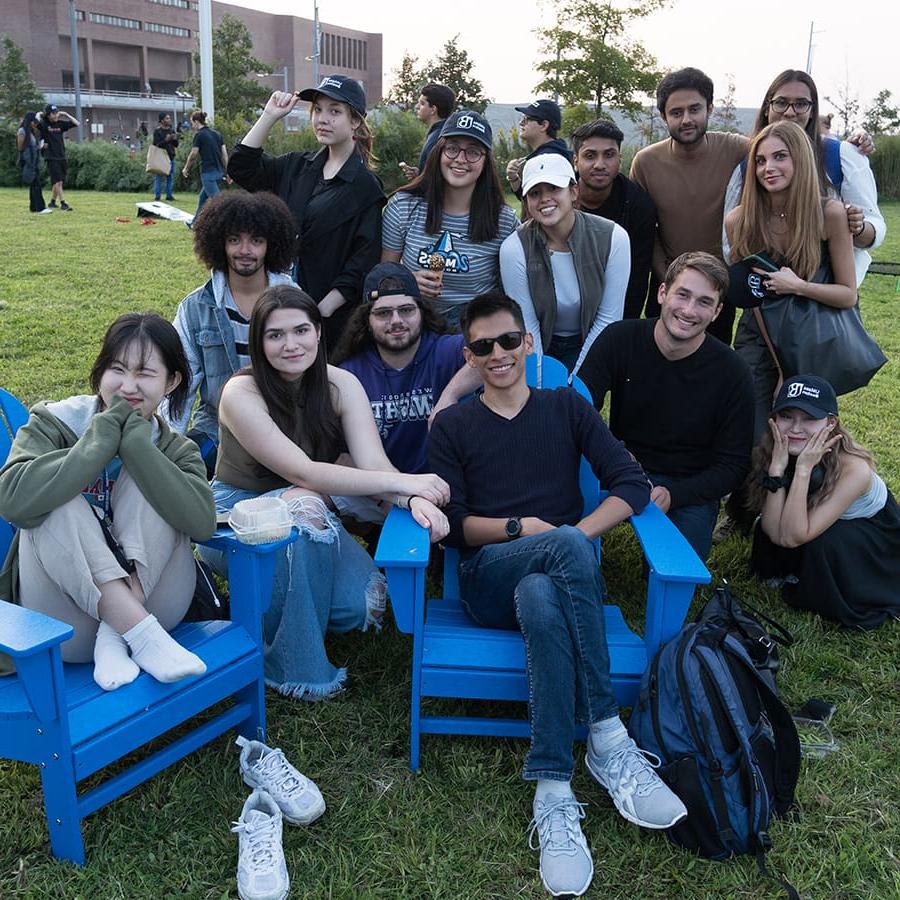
[505,516,523,540]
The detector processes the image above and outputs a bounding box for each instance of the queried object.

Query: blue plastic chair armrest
[0,598,74,658]
[374,508,431,570]
[199,526,297,555]
[629,502,711,584]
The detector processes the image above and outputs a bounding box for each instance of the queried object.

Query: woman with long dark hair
[382,110,518,329]
[0,313,215,689]
[747,375,900,630]
[208,284,448,699]
[16,111,50,214]
[229,75,385,347]
[723,69,883,285]
[725,121,856,438]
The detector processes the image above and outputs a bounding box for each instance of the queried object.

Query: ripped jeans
[200,481,385,699]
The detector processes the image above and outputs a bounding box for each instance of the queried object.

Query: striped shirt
[222,287,251,367]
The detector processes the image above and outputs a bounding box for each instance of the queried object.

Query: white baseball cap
[521,153,576,196]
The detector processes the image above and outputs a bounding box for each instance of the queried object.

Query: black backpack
[629,585,801,897]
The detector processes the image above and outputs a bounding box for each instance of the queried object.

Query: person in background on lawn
[182,110,228,221]
[0,313,215,690]
[161,191,297,474]
[204,285,448,699]
[578,252,753,562]
[152,112,179,202]
[505,99,573,199]
[747,374,900,630]
[16,111,51,214]
[38,103,79,211]
[500,153,628,375]
[382,109,518,330]
[428,292,686,899]
[399,82,456,181]
[228,74,385,349]
[572,118,657,321]
[332,262,476,474]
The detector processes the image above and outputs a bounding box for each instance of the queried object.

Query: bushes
[872,135,900,200]
[68,141,152,192]
[491,125,528,184]
[370,107,426,193]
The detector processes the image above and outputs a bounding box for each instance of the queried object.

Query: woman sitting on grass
[0,313,216,688]
[747,374,900,630]
[206,284,449,700]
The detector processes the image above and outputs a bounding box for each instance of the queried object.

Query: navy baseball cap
[515,99,562,131]
[772,375,838,419]
[440,110,493,150]
[299,74,367,117]
[44,104,59,114]
[363,262,421,303]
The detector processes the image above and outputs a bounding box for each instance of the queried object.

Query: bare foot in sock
[123,614,206,683]
[93,620,140,690]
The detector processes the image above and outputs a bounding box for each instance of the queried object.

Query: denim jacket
[162,270,294,440]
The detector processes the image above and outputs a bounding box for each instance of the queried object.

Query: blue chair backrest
[441,355,600,600]
[0,389,29,572]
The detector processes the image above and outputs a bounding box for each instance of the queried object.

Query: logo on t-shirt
[415,231,470,274]
[370,389,434,437]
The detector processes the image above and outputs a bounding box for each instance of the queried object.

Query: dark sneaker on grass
[586,735,687,829]
[165,195,175,200]
[60,201,73,211]
[48,200,57,208]
[237,735,325,825]
[528,794,593,897]
[231,790,289,900]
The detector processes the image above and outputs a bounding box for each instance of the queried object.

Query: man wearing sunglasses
[428,292,686,899]
[506,99,574,199]
[333,263,480,474]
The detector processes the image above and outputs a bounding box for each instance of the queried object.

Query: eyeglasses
[769,97,813,114]
[442,142,486,163]
[370,303,419,321]
[466,331,524,356]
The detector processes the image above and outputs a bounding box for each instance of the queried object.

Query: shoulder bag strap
[752,305,784,401]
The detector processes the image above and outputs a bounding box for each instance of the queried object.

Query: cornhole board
[135,201,194,225]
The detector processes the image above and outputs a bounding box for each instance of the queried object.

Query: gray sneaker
[231,790,289,900]
[237,735,325,825]
[586,736,687,829]
[528,793,593,897]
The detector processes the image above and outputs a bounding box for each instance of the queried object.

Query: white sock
[123,614,206,684]
[589,715,629,759]
[534,778,574,805]
[93,620,140,691]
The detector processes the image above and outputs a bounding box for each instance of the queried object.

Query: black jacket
[228,144,386,345]
[153,125,179,159]
[581,173,656,320]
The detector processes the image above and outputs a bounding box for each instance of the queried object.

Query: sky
[231,0,898,121]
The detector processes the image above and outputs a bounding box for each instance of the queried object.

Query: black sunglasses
[466,331,524,356]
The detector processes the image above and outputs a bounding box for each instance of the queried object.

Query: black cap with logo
[298,75,367,117]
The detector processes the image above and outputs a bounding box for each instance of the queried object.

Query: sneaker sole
[540,858,593,897]
[241,775,326,825]
[584,752,687,830]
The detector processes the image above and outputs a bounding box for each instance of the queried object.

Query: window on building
[89,13,141,29]
[148,0,191,7]
[146,22,191,37]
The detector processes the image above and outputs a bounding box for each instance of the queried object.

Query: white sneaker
[237,735,326,825]
[586,735,687,829]
[36,208,54,214]
[231,790,289,900]
[528,793,593,897]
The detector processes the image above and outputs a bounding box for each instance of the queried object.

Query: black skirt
[750,490,900,630]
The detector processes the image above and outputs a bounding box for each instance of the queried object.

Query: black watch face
[506,517,521,538]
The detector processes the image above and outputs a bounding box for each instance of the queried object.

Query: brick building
[5,0,382,140]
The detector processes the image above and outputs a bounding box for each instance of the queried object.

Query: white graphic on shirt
[415,231,470,274]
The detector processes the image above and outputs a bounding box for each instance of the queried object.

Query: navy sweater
[428,387,649,551]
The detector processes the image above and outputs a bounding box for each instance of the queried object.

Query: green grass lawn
[0,188,898,898]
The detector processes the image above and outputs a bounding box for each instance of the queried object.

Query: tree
[710,74,740,133]
[862,89,900,135]
[0,34,45,124]
[825,71,860,140]
[425,37,489,113]
[385,52,425,110]
[185,14,271,121]
[533,0,666,118]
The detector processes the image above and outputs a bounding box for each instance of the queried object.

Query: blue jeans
[646,472,719,562]
[195,168,223,217]
[154,158,174,199]
[458,525,617,781]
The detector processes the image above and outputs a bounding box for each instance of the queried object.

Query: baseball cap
[521,154,576,196]
[772,375,838,419]
[515,99,562,131]
[439,110,493,150]
[298,74,367,117]
[363,262,421,303]
[44,104,59,115]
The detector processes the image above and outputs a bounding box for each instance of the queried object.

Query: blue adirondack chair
[375,356,711,771]
[0,388,295,865]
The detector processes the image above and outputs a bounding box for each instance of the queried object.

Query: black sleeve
[427,411,470,548]
[329,195,385,304]
[666,360,755,509]
[227,142,292,194]
[576,324,617,409]
[624,193,657,319]
[153,127,166,148]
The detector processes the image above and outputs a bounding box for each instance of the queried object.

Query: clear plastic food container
[228,497,293,544]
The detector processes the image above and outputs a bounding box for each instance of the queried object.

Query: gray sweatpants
[18,468,195,663]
